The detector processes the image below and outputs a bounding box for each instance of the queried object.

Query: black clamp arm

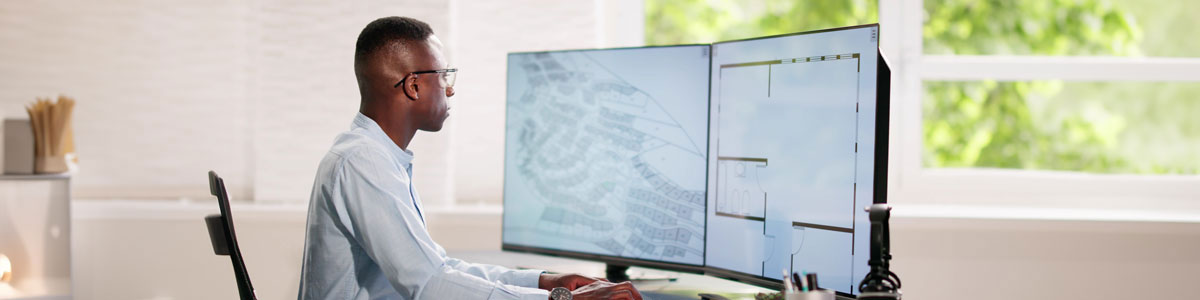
[858,204,901,300]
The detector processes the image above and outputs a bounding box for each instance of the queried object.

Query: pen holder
[785,289,836,300]
[36,154,69,174]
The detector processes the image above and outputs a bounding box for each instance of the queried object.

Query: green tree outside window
[646,0,1199,175]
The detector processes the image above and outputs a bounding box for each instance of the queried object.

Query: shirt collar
[352,112,415,167]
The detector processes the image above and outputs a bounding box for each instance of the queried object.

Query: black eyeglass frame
[393,68,458,88]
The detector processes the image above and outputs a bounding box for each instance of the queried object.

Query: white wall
[0,0,635,206]
[246,0,455,204]
[70,201,504,300]
[890,216,1200,300]
[0,0,257,200]
[0,0,454,203]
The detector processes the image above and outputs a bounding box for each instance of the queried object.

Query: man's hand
[570,281,643,300]
[538,273,605,290]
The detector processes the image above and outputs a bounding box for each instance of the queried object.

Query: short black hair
[354,16,434,66]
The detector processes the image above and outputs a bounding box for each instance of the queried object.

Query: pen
[791,272,803,292]
[782,269,794,293]
[798,271,809,292]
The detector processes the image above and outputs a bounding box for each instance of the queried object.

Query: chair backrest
[204,170,257,300]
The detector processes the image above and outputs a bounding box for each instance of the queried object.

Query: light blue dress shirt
[298,113,549,300]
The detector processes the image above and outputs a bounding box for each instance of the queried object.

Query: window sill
[893,203,1200,223]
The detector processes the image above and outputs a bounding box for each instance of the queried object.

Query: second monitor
[704,24,887,297]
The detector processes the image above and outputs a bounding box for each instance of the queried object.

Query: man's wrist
[537,272,552,290]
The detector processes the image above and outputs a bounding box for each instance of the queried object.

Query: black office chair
[204,170,257,300]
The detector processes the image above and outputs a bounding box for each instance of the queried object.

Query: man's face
[409,35,454,132]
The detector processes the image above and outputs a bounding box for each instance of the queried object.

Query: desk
[449,250,774,300]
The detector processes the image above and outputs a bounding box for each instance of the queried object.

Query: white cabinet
[0,174,71,300]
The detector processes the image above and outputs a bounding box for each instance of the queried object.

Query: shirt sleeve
[332,150,550,300]
[443,255,546,288]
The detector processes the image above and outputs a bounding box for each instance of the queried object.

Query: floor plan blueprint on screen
[704,26,881,294]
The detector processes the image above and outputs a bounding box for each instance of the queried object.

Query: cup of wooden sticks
[26,95,76,174]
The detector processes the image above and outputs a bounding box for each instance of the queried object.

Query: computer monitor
[502,45,712,274]
[703,24,889,297]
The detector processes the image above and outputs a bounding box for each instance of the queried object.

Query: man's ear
[402,73,420,101]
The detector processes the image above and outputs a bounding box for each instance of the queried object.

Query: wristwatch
[549,287,572,300]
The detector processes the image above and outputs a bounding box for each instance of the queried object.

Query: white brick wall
[0,0,639,204]
[0,0,256,199]
[247,0,454,204]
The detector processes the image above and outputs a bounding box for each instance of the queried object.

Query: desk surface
[448,250,775,300]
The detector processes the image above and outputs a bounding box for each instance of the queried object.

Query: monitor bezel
[500,44,714,275]
[699,23,889,299]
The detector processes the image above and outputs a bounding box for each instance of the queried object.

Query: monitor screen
[502,45,711,267]
[703,25,883,295]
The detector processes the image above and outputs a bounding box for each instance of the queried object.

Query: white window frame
[879,0,1200,213]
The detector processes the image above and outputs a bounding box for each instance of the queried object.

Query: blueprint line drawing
[710,51,863,285]
[792,221,852,233]
[714,52,861,228]
[714,156,768,222]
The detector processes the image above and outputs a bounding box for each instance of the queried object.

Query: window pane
[923,80,1200,174]
[924,0,1200,57]
[645,0,878,45]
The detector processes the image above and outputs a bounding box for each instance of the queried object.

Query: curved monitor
[502,45,712,271]
[703,24,889,297]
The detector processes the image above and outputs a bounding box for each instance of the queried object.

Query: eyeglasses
[393,68,457,89]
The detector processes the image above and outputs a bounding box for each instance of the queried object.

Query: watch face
[550,287,571,300]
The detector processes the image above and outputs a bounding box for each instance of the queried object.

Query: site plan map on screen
[503,45,711,266]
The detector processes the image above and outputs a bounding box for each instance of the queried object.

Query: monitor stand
[605,264,677,283]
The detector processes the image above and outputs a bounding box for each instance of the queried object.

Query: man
[297,16,644,300]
